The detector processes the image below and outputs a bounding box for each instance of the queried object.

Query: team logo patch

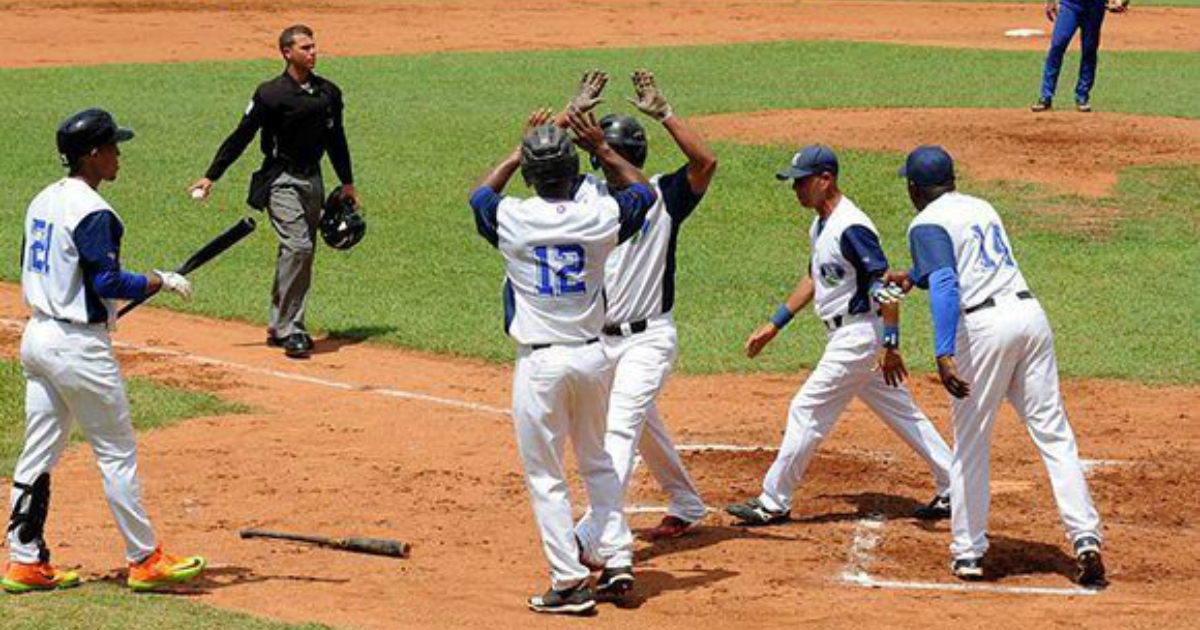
[819,263,846,288]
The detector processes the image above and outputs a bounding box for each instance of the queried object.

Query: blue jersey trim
[502,278,516,335]
[840,224,890,315]
[909,224,956,289]
[470,187,502,248]
[615,183,656,244]
[75,210,148,323]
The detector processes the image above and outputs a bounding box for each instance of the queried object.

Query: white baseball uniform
[907,191,1101,561]
[572,168,707,567]
[470,181,655,589]
[757,196,953,513]
[9,177,157,564]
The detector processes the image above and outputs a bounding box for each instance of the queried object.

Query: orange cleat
[127,546,206,592]
[2,561,81,594]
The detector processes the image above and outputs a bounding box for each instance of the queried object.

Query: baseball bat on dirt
[118,217,257,319]
[239,528,411,559]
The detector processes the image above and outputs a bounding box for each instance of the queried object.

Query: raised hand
[566,109,605,153]
[567,70,609,114]
[626,69,673,122]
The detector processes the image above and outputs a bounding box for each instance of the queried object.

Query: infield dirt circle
[2,2,1198,629]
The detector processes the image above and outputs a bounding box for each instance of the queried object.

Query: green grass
[0,359,245,474]
[0,40,1197,382]
[0,582,340,630]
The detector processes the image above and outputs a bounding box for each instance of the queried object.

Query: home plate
[1005,28,1046,38]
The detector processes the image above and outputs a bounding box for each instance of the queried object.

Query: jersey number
[533,244,586,296]
[27,219,54,275]
[971,223,1015,270]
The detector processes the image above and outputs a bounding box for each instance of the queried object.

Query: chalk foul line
[839,512,1099,597]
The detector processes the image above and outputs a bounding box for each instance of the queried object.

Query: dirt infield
[1,284,1197,629]
[1,0,1198,68]
[694,108,1200,197]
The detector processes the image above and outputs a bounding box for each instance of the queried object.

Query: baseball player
[4,109,204,594]
[189,24,358,359]
[896,145,1105,586]
[568,71,713,569]
[726,145,954,527]
[1032,0,1128,112]
[469,108,656,615]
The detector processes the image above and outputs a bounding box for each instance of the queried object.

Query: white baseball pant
[576,314,706,567]
[511,342,630,590]
[759,318,953,513]
[8,316,157,564]
[948,295,1101,560]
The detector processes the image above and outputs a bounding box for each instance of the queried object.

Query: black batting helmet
[56,108,133,168]
[520,124,579,189]
[321,186,366,250]
[595,114,648,169]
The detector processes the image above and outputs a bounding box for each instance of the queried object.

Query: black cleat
[266,333,285,348]
[726,498,790,526]
[527,582,597,616]
[914,494,951,521]
[1074,536,1107,588]
[1031,98,1052,113]
[1075,99,1093,113]
[952,557,985,581]
[283,333,313,359]
[596,566,634,600]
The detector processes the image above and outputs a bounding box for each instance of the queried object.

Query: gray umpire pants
[267,170,324,339]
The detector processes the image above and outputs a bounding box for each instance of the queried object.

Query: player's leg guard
[7,474,52,563]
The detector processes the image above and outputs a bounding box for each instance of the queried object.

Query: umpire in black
[189,24,357,359]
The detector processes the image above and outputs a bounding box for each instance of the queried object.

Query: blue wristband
[882,325,900,349]
[770,304,795,329]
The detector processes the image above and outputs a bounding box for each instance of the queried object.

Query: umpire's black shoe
[1074,536,1107,588]
[952,557,985,581]
[1031,98,1052,113]
[914,494,951,521]
[283,333,313,359]
[527,582,596,616]
[596,566,634,600]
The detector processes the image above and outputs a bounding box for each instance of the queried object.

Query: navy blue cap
[776,145,838,181]
[899,145,955,186]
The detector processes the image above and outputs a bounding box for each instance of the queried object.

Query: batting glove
[154,270,193,300]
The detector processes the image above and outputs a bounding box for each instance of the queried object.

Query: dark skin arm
[661,114,718,196]
[937,356,971,399]
[566,109,649,189]
[476,109,555,193]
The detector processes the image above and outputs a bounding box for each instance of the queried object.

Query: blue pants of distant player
[1039,0,1108,103]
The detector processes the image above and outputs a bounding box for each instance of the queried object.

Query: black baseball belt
[964,290,1034,315]
[823,310,882,332]
[530,338,599,352]
[602,319,649,337]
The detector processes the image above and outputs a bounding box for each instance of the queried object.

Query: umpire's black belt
[530,338,599,352]
[964,290,1034,315]
[602,319,648,337]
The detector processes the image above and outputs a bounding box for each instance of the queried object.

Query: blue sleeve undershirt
[909,224,961,357]
[614,182,657,244]
[469,186,502,248]
[75,210,149,300]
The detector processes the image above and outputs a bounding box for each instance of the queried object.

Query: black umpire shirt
[204,71,353,184]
